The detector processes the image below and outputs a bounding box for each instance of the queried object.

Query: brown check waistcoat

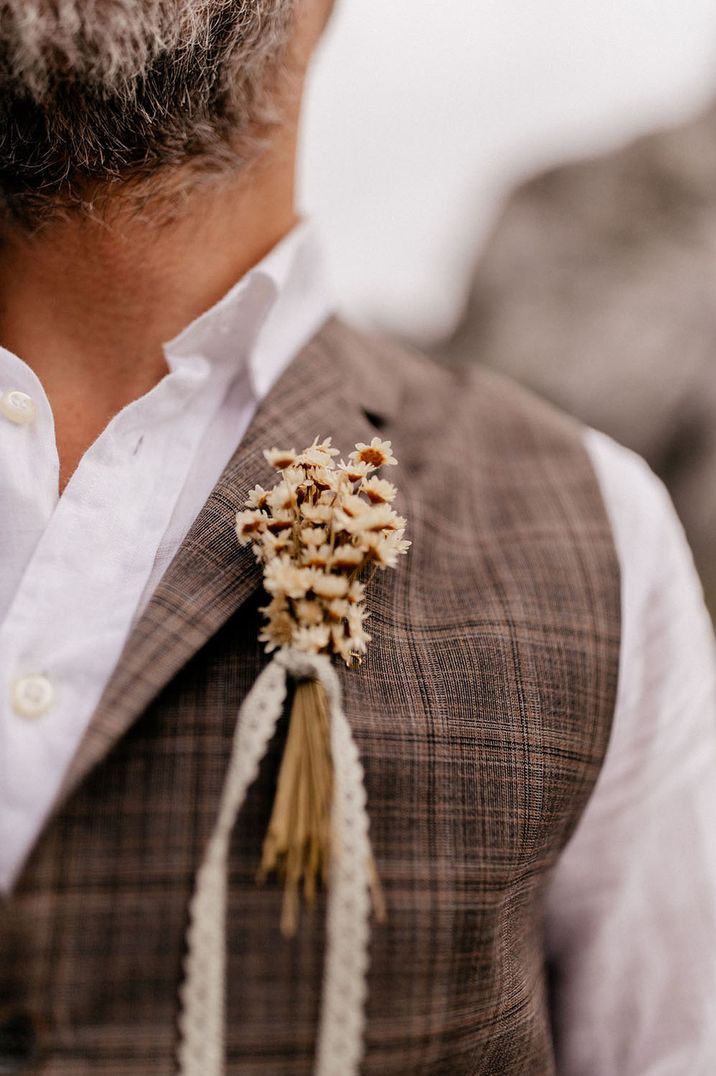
[0,319,621,1075]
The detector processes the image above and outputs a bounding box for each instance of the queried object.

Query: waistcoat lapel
[58,318,402,806]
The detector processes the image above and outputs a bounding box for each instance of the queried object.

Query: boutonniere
[179,436,410,1076]
[236,435,410,933]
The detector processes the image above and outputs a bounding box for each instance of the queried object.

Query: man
[0,3,713,1074]
[443,100,716,617]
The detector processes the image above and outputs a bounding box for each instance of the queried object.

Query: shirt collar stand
[162,220,315,393]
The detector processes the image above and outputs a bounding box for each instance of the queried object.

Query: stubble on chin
[0,0,298,231]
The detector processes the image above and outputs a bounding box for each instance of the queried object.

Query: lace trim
[177,649,374,1076]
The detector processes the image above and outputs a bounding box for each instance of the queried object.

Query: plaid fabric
[0,319,621,1074]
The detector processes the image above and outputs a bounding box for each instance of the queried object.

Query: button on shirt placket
[0,390,37,426]
[11,674,54,719]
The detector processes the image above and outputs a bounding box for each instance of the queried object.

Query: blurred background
[299,0,716,615]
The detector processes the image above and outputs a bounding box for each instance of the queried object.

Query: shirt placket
[0,353,221,890]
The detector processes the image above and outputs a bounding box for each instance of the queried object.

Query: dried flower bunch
[236,436,410,667]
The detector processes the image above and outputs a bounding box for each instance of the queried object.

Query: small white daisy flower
[338,458,375,482]
[301,503,334,525]
[361,476,397,504]
[349,437,397,469]
[263,447,298,470]
[266,483,293,512]
[299,437,340,467]
[301,544,333,569]
[293,624,332,654]
[300,526,329,548]
[330,544,364,570]
[310,574,350,600]
[246,484,269,509]
[235,509,266,546]
[264,556,312,599]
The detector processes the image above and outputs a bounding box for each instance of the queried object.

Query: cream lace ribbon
[177,649,374,1076]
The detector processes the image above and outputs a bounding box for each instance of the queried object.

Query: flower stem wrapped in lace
[235,436,409,935]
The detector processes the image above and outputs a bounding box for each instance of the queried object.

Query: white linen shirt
[1,223,715,1073]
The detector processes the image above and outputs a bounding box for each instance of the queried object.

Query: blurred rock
[442,101,716,616]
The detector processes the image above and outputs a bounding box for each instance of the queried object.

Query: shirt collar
[162,220,329,401]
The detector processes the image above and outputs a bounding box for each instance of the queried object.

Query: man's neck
[0,151,297,492]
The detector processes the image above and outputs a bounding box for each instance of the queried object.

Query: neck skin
[0,135,298,493]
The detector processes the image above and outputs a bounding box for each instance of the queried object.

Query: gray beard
[0,0,297,230]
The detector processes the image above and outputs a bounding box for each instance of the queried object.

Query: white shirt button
[11,674,54,718]
[0,389,37,425]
